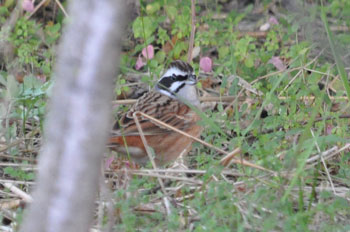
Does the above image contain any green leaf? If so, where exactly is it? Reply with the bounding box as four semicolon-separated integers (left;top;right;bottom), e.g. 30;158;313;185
4;167;17;177
6;75;19;99
25;172;35;181
165;6;177;21
0;6;9;16
132;16;157;39
23;75;42;89
218;46;229;60
155;50;166;63
146;2;160;15
4;0;15;8
244;55;254;68
321;1;350;101
149;59;158;68
0;73;6;86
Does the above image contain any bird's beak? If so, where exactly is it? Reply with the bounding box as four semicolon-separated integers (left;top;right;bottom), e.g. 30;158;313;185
188;74;197;85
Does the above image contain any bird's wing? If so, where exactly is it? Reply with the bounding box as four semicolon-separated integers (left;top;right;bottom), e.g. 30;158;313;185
111;91;198;136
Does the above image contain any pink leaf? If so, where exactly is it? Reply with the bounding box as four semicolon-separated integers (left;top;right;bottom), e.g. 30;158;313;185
269;16;279;25
326;124;333;135
142;45;154;60
200;57;212;72
268;56;286;71
22;0;34;12
135;55;145;70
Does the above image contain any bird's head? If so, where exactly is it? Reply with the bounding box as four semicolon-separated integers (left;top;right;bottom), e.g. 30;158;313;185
155;60;199;106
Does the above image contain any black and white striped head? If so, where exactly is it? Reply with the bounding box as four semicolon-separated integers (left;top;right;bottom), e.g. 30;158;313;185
155;60;199;104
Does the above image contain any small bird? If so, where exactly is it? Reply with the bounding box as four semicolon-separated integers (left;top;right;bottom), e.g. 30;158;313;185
108;60;202;166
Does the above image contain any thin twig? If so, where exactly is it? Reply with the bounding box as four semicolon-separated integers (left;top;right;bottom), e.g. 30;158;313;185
303;67;337;78
220;147;241;166
130;172;203;184
112;95;348;106
112;96;237;105
251;67;300;85
0;139;24;152
307;143;350;167
3;183;33;203
306;146;338;164
27;0;48;19
310;129;336;194
187;0;196;63
136;112;227;155
54;0;69;17
278;69;303;97
109;168;244;176
250;51;323;85
0;179;35;185
277;96;349;101
132;112;171;214
0;153;36;162
135;111;273;173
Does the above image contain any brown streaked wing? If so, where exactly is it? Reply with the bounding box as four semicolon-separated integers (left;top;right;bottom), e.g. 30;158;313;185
111;91;197;136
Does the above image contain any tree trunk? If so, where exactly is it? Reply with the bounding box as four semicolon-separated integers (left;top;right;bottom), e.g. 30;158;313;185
20;0;125;231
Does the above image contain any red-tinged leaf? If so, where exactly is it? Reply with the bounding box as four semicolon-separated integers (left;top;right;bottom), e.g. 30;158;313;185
22;0;34;12
135;55;145;70
268;56;286;71
142;45;154;60
200;56;212;72
326;124;333;135
269;16;279;25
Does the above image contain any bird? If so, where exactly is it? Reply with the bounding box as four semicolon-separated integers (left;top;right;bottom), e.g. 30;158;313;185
108;60;202;166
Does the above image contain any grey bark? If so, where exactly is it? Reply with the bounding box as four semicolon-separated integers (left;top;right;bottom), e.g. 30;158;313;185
20;0;125;231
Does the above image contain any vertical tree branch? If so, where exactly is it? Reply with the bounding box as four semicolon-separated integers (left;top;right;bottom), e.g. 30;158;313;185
20;0;125;231
187;0;196;63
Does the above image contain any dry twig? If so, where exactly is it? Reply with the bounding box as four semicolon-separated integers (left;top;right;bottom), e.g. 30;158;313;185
187;0;196;63
3;183;33;203
134;111;273;173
